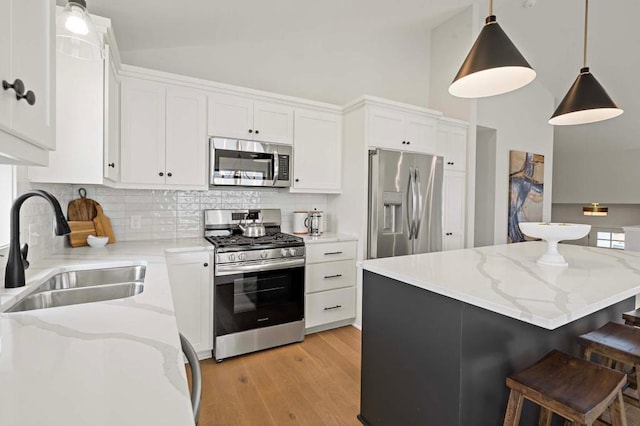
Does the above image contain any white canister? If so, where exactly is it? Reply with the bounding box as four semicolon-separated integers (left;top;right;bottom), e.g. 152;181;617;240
293;211;308;235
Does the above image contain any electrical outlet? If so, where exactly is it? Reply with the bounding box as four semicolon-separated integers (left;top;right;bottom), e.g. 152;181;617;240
130;215;142;230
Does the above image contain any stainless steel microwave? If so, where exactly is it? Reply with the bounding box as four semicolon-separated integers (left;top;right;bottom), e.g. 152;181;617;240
209;137;292;188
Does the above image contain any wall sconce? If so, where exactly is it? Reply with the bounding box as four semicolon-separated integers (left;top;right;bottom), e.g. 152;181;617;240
583;202;608;216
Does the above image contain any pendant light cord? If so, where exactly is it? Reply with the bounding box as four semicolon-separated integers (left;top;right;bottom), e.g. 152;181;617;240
583;0;589;68
489;0;493;15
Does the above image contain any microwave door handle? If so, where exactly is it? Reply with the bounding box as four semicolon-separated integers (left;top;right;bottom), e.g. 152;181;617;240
272;151;279;186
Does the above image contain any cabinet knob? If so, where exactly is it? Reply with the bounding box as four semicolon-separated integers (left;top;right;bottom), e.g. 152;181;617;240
167;172;173;177
407;141;411;145
203;263;209;267
295;178;300;182
248;129;253;133
108;163;115;168
2;79;36;105
255;130;260;134
159;172;164;177
402;141;407;144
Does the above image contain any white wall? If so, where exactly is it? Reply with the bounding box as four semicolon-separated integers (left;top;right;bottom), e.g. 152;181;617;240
553;145;640;204
428;6;474;121
477;80;555;245
121;30;432;107
474;127;496;247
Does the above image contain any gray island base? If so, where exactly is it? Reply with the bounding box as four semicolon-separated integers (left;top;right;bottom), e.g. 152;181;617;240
358;270;634;426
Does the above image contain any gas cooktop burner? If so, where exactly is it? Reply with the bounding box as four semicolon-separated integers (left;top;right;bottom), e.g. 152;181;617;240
205;232;304;250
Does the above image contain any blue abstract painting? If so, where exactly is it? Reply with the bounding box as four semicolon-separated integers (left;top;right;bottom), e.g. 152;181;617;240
508;151;544;243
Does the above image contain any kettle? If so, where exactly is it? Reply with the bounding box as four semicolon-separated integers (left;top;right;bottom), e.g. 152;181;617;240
305;211;323;237
238;213;266;238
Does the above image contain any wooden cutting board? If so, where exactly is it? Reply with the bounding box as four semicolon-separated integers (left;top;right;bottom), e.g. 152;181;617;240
67;221;96;247
93;204;116;244
67;188;98;221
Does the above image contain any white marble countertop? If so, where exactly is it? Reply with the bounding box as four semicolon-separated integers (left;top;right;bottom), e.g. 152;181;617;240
0;239;213;426
299;233;358;244
361;241;640;330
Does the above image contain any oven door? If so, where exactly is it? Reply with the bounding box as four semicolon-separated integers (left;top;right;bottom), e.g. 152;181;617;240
210;137;291;187
215;264;304;336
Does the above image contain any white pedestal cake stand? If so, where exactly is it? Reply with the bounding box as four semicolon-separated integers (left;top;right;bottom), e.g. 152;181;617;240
518;222;592;267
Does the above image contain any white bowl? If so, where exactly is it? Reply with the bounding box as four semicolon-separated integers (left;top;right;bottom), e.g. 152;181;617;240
87;235;109;248
518;222;591;267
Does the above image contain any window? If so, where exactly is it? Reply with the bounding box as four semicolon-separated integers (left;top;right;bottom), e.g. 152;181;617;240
0;165;16;248
596;231;625;250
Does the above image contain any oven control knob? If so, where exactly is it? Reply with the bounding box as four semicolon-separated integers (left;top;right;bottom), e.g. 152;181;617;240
228;253;236;262
280;249;289;257
260;251;268;259
289;248;297;257
238;253;246;261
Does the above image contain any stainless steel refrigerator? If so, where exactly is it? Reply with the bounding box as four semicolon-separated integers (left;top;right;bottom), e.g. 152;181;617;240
367;148;444;259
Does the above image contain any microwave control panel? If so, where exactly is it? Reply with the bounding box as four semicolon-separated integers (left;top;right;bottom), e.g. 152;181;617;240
278;155;290;180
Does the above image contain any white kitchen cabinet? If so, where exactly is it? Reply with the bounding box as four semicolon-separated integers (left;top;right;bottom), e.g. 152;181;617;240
292;108;342;193
443;171;466;251
121;77;207;188
104;45;120;182
208;93;294;145
305;240;357;333
368;107;437;154
437;120;468;172
166;251;214;358
0;0;55;165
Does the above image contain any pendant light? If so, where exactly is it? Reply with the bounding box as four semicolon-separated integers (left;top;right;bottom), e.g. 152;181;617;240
449;0;536;98
549;0;622;125
583;202;608;216
56;0;104;61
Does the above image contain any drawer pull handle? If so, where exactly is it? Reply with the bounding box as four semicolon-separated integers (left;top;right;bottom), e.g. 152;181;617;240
257;317;269;322
324;305;342;311
324;251;343;256
324;274;343;279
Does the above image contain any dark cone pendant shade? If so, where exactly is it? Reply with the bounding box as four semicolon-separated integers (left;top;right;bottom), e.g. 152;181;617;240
549;67;623;125
449;15;536;98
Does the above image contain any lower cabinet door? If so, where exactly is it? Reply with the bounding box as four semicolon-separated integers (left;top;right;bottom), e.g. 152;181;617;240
166;251;213;355
306;287;356;329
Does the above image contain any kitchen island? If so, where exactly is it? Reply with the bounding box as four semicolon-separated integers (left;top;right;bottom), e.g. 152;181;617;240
358;241;640;426
0;239;212;426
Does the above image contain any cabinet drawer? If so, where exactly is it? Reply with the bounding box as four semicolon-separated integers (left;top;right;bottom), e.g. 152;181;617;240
306;241;356;264
306;287;356;329
306;260;355;293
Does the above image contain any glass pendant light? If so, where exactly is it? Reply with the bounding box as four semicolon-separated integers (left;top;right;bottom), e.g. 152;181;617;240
57;0;104;61
449;0;536;98
549;0;622;125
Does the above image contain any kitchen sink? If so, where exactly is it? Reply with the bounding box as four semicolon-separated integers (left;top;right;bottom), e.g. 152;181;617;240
5;265;146;313
7;282;144;312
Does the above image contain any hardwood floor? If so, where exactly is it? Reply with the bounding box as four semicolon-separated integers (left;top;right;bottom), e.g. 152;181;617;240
192;326;361;426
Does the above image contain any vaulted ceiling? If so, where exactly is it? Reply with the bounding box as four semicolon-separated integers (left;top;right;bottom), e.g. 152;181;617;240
61;0;639;152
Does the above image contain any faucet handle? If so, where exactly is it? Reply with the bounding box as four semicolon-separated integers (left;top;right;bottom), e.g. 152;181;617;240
21;243;29;270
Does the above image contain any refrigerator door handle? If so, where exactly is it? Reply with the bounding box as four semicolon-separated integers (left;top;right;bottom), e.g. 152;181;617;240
406;168;414;240
414;168;424;237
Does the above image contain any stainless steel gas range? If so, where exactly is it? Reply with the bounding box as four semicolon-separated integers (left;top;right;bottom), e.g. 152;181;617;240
204;209;305;361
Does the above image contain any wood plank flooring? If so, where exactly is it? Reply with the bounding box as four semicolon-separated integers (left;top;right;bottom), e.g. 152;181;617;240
186;325;640;425
193;326;361;426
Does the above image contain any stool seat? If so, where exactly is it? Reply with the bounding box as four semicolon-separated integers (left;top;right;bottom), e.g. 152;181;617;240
623;309;640;327
504;350;627;425
579;322;640;360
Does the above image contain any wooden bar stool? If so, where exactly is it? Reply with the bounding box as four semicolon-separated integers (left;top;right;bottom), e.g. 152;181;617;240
623;309;640;327
578;322;640;408
503;350;627;426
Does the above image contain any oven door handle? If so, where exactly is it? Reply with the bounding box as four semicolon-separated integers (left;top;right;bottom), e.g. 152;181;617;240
215;258;305;276
272;150;279;186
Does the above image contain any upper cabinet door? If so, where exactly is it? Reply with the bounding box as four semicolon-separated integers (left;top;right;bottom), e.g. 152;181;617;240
0;1;10;132
437;122;468;172
405;113;437;154
104;45;120;182
10;0;55;149
165;87;207;187
207;93;253;139
253;101;294;145
367;108;405;150
292;109;342;192
120;78;166;184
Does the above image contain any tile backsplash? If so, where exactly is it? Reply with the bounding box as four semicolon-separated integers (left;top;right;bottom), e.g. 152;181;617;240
15;167;327;263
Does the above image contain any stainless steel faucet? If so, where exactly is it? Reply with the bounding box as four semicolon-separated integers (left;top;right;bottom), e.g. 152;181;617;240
4;190;71;289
